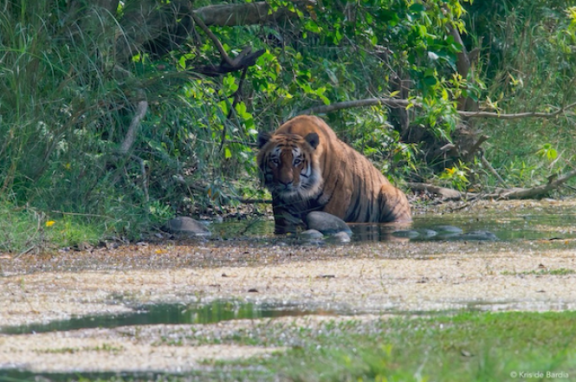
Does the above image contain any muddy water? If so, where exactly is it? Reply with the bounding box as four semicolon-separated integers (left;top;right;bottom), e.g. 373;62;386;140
1;199;576;375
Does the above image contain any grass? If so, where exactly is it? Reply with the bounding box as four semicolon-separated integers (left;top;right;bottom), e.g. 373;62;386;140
222;311;576;381
502;268;576;276
194;311;576;381
3;310;575;381
0;199;106;254
18;310;569;381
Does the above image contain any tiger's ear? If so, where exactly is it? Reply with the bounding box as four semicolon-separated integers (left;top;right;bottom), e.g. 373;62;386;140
257;132;272;149
304;133;320;150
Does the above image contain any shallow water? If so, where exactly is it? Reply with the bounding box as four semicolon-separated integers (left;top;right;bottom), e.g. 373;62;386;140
211;210;576;242
0;301;334;335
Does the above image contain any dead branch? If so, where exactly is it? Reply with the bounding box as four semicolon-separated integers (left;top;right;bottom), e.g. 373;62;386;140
458;101;576;119
298;98;576;120
480;155;508;188
191;12;236;68
407;182;463;200
298;98;413;116
191;10;266;76
131;155;150;202
119;97;148;155
494;169;576;199
238;198;272;204
194;46;265;77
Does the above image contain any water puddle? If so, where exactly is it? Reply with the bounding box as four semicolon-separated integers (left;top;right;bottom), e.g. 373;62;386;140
0;301;335;335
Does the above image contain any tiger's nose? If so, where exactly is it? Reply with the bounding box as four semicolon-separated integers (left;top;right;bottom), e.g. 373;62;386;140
278;170;293;186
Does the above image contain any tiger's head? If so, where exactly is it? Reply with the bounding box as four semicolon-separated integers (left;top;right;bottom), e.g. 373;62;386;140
257;131;322;200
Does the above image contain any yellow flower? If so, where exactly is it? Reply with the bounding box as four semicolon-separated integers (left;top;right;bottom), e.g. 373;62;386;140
45;220;56;227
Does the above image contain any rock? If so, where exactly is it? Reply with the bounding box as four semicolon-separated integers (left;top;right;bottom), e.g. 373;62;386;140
415;228;438;238
164;216;211;237
328;231;351;243
300;229;325;240
305;212;352;235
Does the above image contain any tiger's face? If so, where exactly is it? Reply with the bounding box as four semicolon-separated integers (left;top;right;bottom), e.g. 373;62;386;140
257;132;321;199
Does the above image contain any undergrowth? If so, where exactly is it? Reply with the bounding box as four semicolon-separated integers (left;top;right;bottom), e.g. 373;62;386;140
466;1;576;190
1;0;575;252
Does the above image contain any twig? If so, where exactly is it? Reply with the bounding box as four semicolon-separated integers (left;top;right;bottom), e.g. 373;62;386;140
458;102;576;119
191;12;235;67
15;245;35;260
50;210;111;218
496;169;576;199
298;98;413;116
119;97;148;155
481;154;508;188
238;198;272;204
297;97;576;120
131;155;149;202
407;182;463;200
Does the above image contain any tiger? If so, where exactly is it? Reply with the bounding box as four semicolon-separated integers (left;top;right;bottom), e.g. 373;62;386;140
257;115;411;234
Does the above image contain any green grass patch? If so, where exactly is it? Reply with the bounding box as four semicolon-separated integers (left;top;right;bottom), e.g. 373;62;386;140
195;311;576;381
0;200;107;253
502;268;576;276
2;311;575;381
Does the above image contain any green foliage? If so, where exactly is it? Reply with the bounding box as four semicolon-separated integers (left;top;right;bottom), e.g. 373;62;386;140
439;162;471;191
0;198;104;253
2;0;575;249
465;0;576;188
0;0;475;251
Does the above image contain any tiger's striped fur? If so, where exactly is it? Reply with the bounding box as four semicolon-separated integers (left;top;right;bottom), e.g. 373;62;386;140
257;115;411;234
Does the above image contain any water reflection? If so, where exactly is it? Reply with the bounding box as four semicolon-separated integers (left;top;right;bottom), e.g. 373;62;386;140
0;301;334;335
211;211;576;243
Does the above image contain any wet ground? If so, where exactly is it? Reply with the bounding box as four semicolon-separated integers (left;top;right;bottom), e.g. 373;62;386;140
1;199;576;375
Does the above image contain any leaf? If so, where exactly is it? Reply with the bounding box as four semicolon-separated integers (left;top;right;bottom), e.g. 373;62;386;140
409;3;426;13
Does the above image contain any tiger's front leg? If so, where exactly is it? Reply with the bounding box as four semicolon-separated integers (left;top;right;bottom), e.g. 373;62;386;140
272;203;306;234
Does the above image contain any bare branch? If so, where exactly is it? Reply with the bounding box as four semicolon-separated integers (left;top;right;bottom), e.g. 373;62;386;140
238;198;272;204
496;169;576;199
119;98;148;155
481;155;508;188
458;103;576;119
191;12;236;68
131;155;150;202
298;98;413;116
298;98;576;120
407;182;463;200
